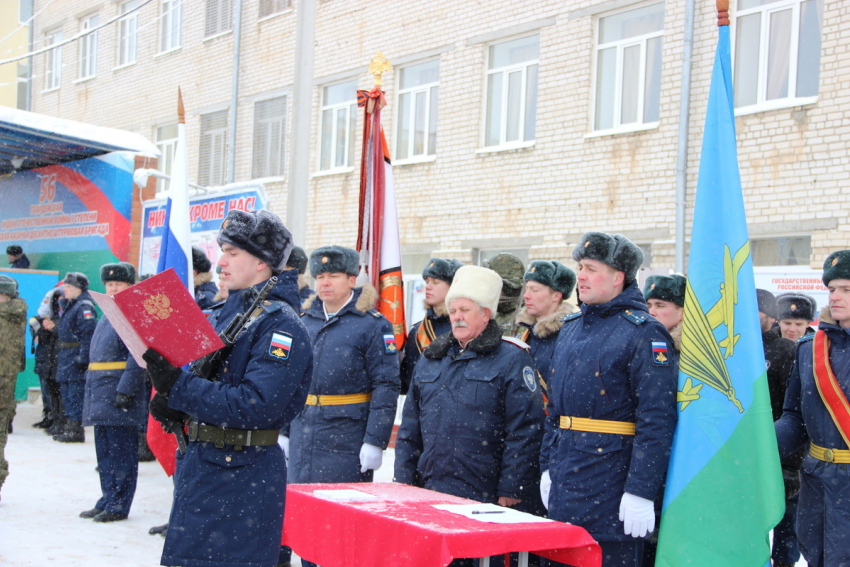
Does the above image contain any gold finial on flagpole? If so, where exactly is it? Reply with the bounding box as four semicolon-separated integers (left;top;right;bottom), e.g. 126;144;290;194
717;0;730;26
177;87;186;125
369;52;392;88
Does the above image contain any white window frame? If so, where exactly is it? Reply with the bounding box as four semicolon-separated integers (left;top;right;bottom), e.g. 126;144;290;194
481;35;539;151
317;81;358;174
155;123;178;193
252;95;287;179
44;30;62;91
591;4;664;135
78;14;99;81
732;0;822;116
205;0;233;38
258;0;290;20
160;0;183;53
117;0;139;68
199;111;229;187
394;59;439;165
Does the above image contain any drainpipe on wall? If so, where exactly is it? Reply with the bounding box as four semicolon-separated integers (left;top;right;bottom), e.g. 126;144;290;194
675;0;696;274
287;0;317;246
227;0;244;184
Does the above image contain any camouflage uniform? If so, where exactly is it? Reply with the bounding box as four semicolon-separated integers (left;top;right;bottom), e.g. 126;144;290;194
484;253;525;335
0;296;28;492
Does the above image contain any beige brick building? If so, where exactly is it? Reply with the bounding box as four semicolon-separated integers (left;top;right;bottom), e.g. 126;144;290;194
20;0;846;275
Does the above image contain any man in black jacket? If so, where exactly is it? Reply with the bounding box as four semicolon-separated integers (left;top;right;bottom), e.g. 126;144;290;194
756;289;800;567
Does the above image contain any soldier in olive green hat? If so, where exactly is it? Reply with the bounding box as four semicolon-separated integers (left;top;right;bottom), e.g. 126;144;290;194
484;253;525;335
0;275;27;499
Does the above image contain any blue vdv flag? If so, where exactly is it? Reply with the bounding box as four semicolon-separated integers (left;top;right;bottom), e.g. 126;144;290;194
655;23;785;567
155;118;193;296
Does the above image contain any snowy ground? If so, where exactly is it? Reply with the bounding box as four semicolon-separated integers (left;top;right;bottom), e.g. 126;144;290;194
1;400;805;567
0;400;397;567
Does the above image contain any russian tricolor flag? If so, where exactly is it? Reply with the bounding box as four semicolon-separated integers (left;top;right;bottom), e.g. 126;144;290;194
156;88;193;297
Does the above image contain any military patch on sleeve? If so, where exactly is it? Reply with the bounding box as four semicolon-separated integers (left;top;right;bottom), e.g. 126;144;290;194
268;331;293;361
82;309;95;320
523;366;537;392
383;334;398;354
651;341;669;365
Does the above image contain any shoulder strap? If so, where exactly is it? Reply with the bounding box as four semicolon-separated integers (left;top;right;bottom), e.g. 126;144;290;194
514;325;532;344
501;336;530;350
812;330;850;449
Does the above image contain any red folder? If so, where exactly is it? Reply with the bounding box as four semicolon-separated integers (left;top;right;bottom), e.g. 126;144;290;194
90;268;224;369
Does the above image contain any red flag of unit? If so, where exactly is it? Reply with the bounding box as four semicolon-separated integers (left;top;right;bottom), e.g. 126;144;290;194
356;87;406;349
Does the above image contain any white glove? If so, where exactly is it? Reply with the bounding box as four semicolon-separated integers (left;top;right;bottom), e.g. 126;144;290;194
359;443;383;473
619;492;655;538
279;435;290;463
540;470;552;510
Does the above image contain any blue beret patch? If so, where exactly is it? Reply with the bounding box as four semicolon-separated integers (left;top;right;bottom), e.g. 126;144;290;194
383;334;398;354
651;341;669;365
523;366;537;392
268;331;293;361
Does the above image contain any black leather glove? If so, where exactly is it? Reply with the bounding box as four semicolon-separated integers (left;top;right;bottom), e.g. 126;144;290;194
143;348;182;394
782;467;801;500
149;392;186;426
77;361;89;371
114;392;133;409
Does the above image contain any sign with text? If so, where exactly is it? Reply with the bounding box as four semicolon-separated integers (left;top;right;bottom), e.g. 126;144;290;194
139;186;267;277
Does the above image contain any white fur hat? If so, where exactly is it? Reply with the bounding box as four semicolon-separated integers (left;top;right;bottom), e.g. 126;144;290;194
444;265;502;316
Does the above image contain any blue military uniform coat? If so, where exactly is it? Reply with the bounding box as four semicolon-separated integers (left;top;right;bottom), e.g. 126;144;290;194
776;308;850;566
162;271;313;567
288;285;400;483
542;283;678;543
82;316;147;427
194;276;219;310
513;302;576;380
399;306;452;394
395;320;545;504
56;291;97;383
11;254;29;269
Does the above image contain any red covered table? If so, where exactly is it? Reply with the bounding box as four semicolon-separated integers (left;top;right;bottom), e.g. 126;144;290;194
282;483;600;567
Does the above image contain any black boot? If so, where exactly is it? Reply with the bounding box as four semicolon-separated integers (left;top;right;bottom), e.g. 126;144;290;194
56;420;85;443
33;409;52;429
138;431;156;462
93;510;128;523
48;413;66;437
79;507;103;519
149;523;168;536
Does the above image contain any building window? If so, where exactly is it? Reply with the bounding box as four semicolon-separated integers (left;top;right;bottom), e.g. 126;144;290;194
205;0;233;37
155;124;178;193
16;63;29;110
395;60;439;162
259;0;289;18
199;111;228;187
594;4;664;132
44;30;62;90
319;80;357;171
78;14;99;80
752;236;812;266
160;0;182;52
485;35;539;148
734;0;823;110
118;0;139;67
252;96;287;178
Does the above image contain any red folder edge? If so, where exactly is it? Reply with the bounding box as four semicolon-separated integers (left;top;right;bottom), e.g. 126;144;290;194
90;268;224;369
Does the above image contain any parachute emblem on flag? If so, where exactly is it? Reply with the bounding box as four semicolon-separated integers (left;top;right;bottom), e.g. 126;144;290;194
678;242;749;413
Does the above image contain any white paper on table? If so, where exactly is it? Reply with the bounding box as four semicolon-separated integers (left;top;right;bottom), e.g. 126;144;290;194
432;503;554;524
312;489;380;503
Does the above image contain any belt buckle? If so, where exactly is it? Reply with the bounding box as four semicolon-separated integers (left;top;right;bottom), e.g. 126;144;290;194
188;421;199;442
824;448;835;463
311;395;322;406
562;416;572;430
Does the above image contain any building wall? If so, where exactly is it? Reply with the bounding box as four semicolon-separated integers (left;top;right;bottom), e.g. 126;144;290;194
25;0;849;274
0;0;31;109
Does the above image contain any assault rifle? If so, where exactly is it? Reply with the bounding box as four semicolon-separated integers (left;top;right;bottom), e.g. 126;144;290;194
190;275;278;381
